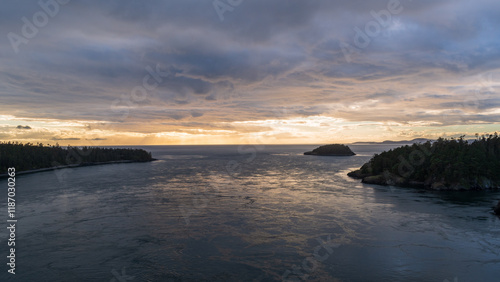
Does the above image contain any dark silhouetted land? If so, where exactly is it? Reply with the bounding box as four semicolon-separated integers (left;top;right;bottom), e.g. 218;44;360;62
348;134;500;190
0;142;155;177
304;144;356;156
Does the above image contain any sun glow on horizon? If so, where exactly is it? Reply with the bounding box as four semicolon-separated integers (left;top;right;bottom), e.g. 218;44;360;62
1;114;498;146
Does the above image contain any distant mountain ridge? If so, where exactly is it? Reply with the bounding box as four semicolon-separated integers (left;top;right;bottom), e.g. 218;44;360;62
351;138;479;145
351;138;431;145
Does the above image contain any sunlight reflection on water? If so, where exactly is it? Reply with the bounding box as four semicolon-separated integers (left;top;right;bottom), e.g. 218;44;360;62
1;145;499;281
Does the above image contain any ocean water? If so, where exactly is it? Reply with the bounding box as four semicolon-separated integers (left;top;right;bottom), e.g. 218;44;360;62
1;145;499;281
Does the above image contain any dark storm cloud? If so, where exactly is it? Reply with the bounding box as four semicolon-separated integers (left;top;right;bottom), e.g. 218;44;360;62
0;0;499;132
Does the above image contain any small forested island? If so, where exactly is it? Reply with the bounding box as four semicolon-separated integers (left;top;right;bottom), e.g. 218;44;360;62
0;142;155;177
348;134;500;190
304;144;356;156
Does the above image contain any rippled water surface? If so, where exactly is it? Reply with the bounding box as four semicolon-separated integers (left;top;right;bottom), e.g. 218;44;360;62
1;145;499;281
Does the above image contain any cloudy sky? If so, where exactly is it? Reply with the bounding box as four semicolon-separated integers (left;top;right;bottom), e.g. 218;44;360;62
1;0;499;145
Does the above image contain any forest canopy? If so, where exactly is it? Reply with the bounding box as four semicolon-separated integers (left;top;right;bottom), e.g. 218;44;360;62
348;134;500;190
0;142;154;173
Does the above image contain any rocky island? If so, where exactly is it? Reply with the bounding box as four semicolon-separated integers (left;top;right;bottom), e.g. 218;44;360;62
304;144;356;156
348;134;500;190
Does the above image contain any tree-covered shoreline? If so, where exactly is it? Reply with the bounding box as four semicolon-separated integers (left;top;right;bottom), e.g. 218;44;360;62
0;142;155;174
348;134;500;190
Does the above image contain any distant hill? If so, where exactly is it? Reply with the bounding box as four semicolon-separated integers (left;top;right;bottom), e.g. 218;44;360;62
348;134;500;190
351;138;431;145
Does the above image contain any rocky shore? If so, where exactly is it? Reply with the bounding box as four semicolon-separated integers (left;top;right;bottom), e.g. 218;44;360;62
347;169;500;190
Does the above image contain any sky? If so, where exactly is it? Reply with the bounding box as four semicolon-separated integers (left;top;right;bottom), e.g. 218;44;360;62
0;0;499;145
